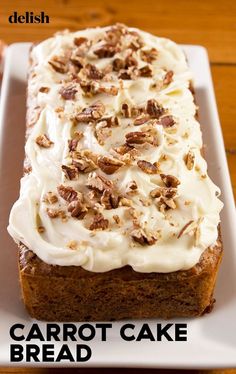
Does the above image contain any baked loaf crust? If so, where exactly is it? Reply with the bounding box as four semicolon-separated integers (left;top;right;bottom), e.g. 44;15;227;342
19;234;222;321
8;24;224;321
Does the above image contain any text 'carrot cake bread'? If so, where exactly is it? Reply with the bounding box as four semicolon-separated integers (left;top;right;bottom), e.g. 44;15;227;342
8;24;223;321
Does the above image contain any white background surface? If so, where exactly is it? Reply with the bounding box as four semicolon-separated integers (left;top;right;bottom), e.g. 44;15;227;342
0;43;236;368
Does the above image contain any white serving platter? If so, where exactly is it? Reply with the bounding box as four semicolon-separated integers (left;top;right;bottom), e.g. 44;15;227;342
0;43;236;368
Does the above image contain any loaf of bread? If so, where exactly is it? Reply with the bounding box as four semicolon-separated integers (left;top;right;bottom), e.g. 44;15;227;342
8;24;223;321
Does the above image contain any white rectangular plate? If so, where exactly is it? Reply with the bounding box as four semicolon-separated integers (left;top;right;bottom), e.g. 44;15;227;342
0;43;236;368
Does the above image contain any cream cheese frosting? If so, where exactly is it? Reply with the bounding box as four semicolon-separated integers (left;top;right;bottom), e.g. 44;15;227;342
8;24;223;272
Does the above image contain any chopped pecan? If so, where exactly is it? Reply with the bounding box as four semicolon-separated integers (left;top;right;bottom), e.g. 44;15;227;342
76;101;105;122
46;208;61;218
98;85;119;96
137;160;159;174
97;155;124;175
95;127;112;145
128;31;144;51
113;143;134;155
121;103;132;118
125;131;153;145
70;50;84;68
139;65;153;77
105;23;127;44
177;220;194;239
119;197;133;207
74;36;88;47
134;114;150;126
59;84;77;100
126;180;138;194
118;67;139;80
68;132;83;152
113;58;125;71
131;228;157;245
97;116;119;128
140;48;158;63
150;187;177;199
85;63;104;80
158;115;175;127
57;185;78;202
43;192;58;204
160;174;180;188
68;199;88;219
163;70;174;85
146;99;164;118
72;151;97;173
94;44;118;58
48;56;68;74
89;213;109;230
35;134;53;148
184;150;195;170
39;86;50;93
86;172;113;192
61;165;78;180
101;189;119;209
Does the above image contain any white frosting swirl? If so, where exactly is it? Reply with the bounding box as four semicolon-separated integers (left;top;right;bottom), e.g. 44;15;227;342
8;26;223;272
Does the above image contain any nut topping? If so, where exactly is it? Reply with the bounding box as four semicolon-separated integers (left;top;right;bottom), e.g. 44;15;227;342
94;44;118;58
59;84;77;100
86;172;113;192
101;189;119;209
139;65;153;77
146;99;164;118
72;151;97;173
137;160;159;174
184;150;195;170
57;185;78;202
160;174;180;188
68;199;88;219
131;228;157;245
74;37;88;47
43;192;58;204
97;155;125;175
163;70;174;85
140;48;158;63
85;63;105;80
89;213;109;230
48;56;68;74
76;101;105;122
36;134;53;148
125;131;153;145
159;115;175;127
61;165;78;180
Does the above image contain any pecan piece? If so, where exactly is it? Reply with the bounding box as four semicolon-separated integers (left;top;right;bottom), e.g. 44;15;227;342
158;115;175;127
85;63;104;80
97;155;124;175
134;114;150;126
57;185;78;202
46;208;61;218
39;86;50;93
72;151;97;173
48;56;68;74
89;213;109;230
126;131;153;145
86;172;113;192
126;180;138;194
121;103;132;118
74;37;88;47
113;58;125;72
146;99;164;119
140;48;158;63
139;65;153;77
184;150;195;170
43;192;58;204
101;189;119;209
94;44;118;58
131;228;157;245
61;165;78;180
118;67;139;80
35;134;53;148
59;84;77;100
76;101;105;122
137;160;159;174
160;174;180;188
163;70;174;85
68;199;88;219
